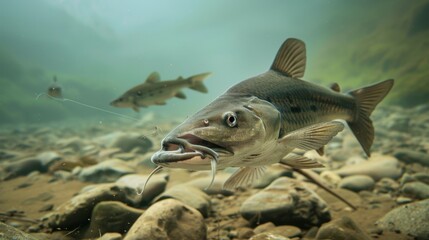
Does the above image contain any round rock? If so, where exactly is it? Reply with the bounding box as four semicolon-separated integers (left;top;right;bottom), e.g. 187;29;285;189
78;159;135;183
84;201;143;238
333;154;402;181
315;216;371;240
376;199;429;239
339;175;375;192
240;177;330;227
124;199;207;240
153;184;211;217
402;182;429;199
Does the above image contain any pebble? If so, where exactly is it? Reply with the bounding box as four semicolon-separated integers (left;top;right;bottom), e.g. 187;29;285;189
111;132;153;153
153;184;211;217
237;227;255;239
36;151;62;167
98;232;123;240
250;232;290;240
0;222;39;240
84;201;143;238
42;183;130;229
375;177;399;193
401;182;429;199
78;159;135;183
333;154;402;181
394;149;429;166
124;199;206;240
254;222;276;234
320;171;342;186
376;199;429;239
265;225;301;238
4;158;45;180
315;216;371;240
339;175;375;192
413;172;429;185
395;196;412;204
240;177;331;227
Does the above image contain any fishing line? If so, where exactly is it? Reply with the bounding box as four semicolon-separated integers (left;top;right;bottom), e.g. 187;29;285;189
36;92;139;121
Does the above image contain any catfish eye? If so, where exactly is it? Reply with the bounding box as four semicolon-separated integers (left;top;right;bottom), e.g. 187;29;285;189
137;91;142;96
223;111;237;128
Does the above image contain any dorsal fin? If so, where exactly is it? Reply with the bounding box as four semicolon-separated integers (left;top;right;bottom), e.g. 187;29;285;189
145;72;160;83
330;83;341;92
270;38;306;78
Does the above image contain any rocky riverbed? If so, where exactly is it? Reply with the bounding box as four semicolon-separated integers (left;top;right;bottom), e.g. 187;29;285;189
1;105;429;240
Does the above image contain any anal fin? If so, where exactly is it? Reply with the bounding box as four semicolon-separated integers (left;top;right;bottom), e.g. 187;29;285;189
223;166;266;190
280;153;324;169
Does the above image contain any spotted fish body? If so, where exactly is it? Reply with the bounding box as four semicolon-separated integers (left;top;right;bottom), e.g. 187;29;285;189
228;71;356;136
148;38;394;190
110;72;210;112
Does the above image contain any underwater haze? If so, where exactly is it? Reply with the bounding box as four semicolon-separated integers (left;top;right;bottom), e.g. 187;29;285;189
2;1;429;240
1;0;428;125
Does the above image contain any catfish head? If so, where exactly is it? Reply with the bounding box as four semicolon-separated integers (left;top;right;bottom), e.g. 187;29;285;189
151;94;281;172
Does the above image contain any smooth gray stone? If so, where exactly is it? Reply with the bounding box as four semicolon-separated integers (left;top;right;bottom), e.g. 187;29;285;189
98;232;123;240
42;183;131;230
375;177;400;193
339;175;375;192
250;232;290;240
402;182;429;199
111;132;152;153
333;155;402;181
394;149;429;166
85;201;143;238
153;184;211;217
4;158;45;180
0;222;39;240
240;177;330;227
315;216;371;240
376;199;429;239
36;151;62;167
124;199;207;240
78;159;135;183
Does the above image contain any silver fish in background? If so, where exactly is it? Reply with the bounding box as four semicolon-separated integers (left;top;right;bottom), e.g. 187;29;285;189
110;72;211;112
149;38;394;190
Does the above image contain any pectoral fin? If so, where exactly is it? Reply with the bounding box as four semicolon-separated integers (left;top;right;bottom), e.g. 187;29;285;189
280;153;325;168
223;166;266;190
279;121;344;151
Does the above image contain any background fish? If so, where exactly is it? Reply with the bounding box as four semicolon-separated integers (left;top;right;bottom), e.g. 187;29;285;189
47;75;62;99
150;38;394;190
110;72;211;112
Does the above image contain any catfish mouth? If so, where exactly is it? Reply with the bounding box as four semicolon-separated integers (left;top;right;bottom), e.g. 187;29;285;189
151;134;233;164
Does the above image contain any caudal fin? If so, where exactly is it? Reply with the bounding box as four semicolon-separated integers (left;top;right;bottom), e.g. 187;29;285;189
347;79;394;156
188;72;211;93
